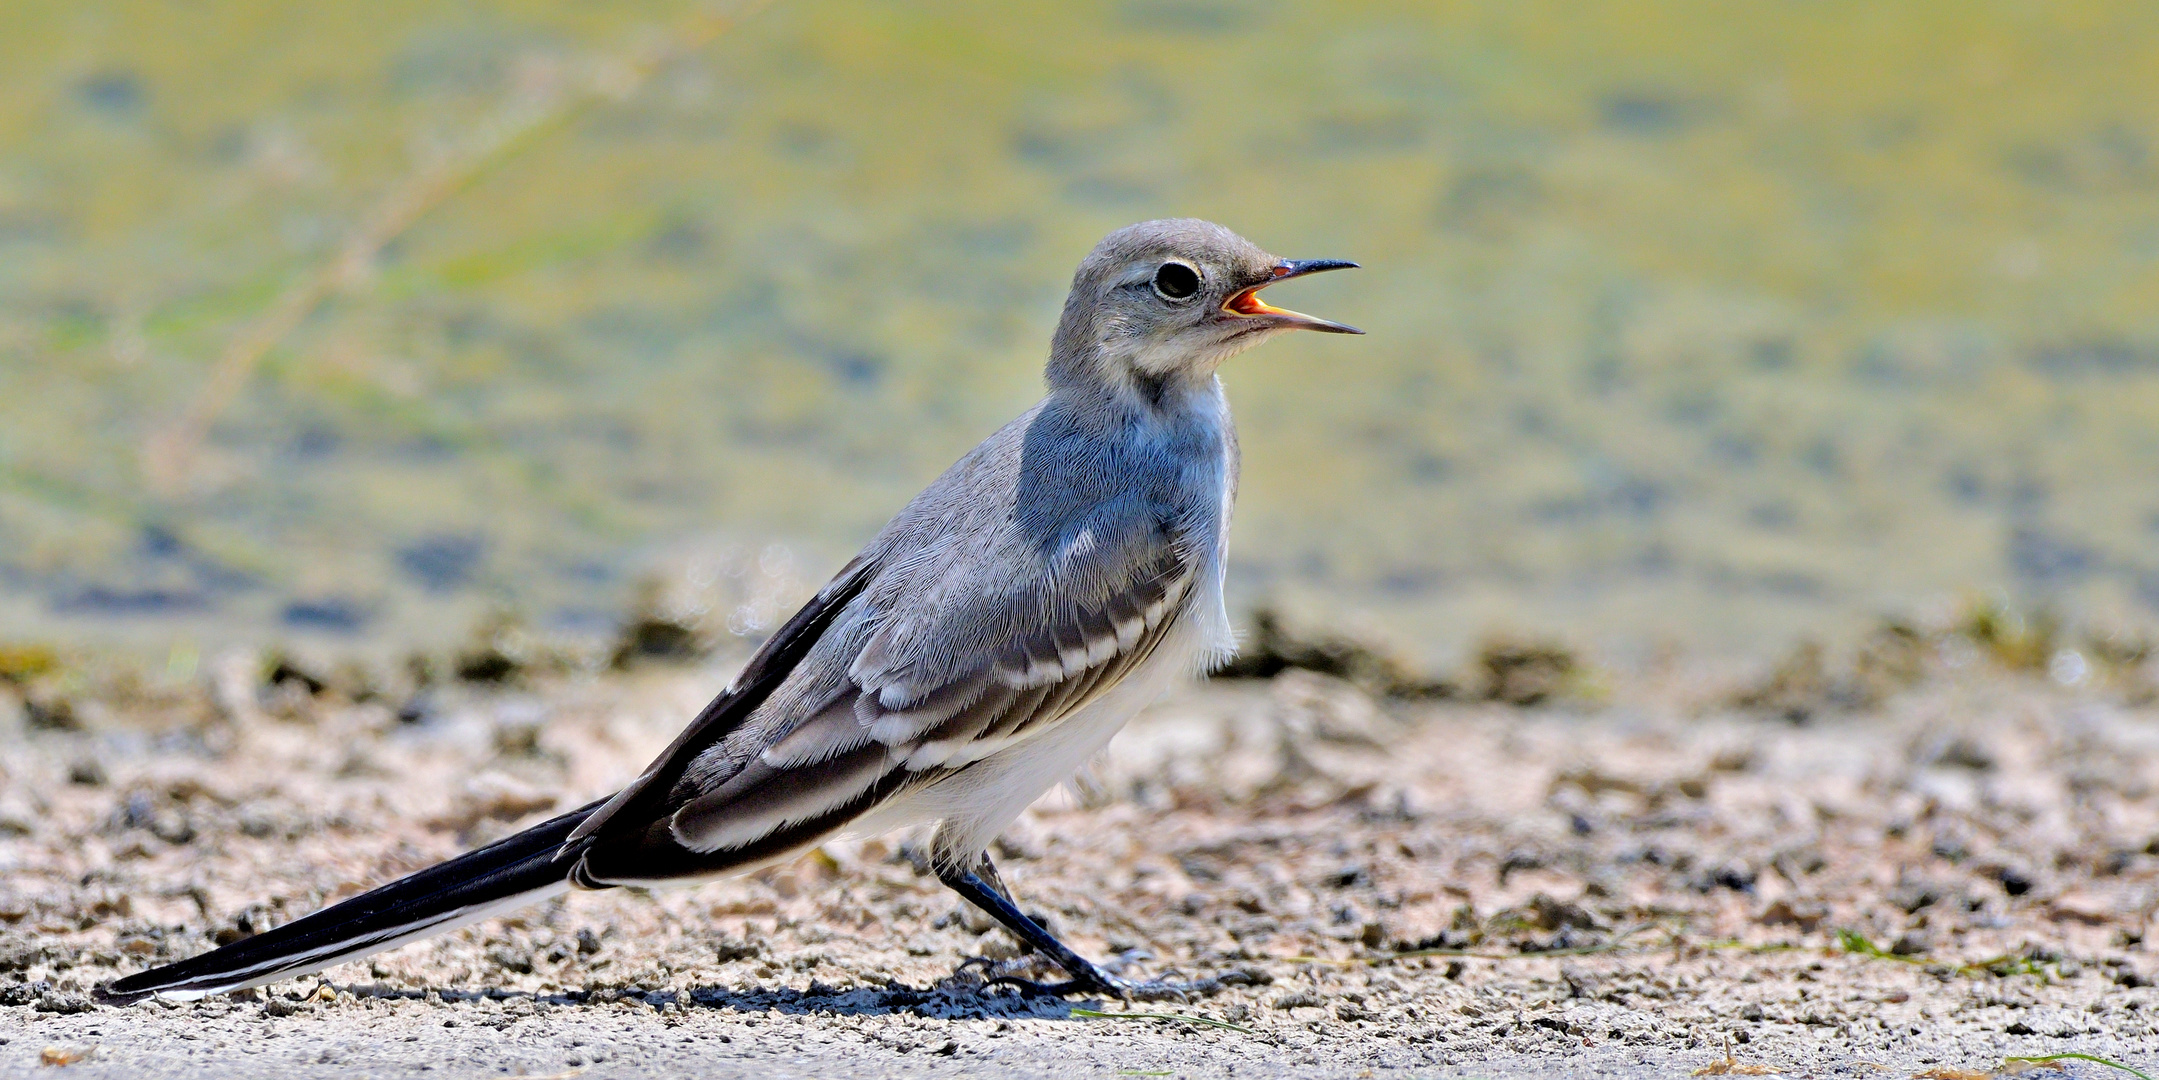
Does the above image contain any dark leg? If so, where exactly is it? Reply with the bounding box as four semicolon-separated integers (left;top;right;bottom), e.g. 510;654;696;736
936;854;1119;994
968;854;1018;908
935;852;1223;1000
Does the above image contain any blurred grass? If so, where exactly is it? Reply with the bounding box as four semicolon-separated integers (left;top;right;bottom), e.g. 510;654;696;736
2;1;2157;661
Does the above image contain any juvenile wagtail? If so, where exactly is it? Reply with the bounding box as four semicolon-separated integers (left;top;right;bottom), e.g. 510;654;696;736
106;219;1361;1002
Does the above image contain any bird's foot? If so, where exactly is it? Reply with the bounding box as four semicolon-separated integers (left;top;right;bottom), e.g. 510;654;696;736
983;954;1246;1001
932;858;1259;1001
989;972;1229;1001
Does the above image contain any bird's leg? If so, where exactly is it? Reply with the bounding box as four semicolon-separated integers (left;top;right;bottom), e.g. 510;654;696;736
969;853;1018;907
935;851;1222;1000
936;852;1118;994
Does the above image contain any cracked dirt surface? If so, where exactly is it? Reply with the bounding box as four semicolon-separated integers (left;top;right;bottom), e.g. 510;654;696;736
3;650;2157;1078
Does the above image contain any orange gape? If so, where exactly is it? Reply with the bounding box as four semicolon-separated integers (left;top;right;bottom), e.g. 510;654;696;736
1226;283;1289;318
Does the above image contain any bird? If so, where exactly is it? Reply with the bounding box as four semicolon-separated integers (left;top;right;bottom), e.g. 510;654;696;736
103;218;1361;1004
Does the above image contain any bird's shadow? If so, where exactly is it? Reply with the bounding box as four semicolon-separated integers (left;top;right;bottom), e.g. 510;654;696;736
327;976;1093;1022
680;980;1089;1021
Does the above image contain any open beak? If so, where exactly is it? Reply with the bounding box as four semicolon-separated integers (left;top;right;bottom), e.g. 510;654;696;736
1222;259;1363;335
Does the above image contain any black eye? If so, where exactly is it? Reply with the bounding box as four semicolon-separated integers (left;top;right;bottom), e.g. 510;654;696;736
1152;262;1200;300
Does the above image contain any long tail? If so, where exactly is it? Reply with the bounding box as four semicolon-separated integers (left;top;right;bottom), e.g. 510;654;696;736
102;799;607;1003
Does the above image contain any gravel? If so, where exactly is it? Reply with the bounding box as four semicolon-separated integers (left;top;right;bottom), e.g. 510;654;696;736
3;654;2156;1078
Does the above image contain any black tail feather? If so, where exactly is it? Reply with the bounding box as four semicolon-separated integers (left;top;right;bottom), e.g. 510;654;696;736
102;799;607;1003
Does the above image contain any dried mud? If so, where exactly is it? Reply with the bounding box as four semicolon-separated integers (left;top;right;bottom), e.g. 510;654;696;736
2;652;2157;1078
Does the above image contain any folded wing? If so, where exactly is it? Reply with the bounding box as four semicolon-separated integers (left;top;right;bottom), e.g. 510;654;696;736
664;515;1195;855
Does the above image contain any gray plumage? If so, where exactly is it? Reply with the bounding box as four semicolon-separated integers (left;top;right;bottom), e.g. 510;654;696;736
106;218;1359;1003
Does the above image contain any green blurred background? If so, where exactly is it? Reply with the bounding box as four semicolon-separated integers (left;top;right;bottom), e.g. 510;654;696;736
4;0;2157;668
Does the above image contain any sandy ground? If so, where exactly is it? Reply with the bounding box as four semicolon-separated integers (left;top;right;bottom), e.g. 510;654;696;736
3;645;2158;1079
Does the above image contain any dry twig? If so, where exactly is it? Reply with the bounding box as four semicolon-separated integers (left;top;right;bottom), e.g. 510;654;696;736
141;3;766;497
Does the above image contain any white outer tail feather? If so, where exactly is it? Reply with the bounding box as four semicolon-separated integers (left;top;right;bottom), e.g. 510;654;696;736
141;882;571;1001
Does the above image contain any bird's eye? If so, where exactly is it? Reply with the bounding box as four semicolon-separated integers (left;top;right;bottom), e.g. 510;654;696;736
1152;262;1200;301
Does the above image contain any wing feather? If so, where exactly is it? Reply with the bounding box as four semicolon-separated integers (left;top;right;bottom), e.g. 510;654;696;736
673;742;898;853
563;555;878;849
665;550;1195;853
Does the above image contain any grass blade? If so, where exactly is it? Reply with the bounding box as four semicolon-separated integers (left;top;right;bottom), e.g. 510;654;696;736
2004;1053;2155;1080
1073;1008;1256;1035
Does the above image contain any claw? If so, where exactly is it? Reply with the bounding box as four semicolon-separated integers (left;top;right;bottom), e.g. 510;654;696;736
984;970;1223;1001
1118;976;1222;1002
985;974;1090;997
934;853;1226;1004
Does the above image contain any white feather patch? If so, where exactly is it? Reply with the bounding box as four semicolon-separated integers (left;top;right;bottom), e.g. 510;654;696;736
674;751;893;853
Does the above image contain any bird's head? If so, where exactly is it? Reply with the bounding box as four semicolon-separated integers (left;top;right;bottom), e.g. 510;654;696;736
1049;218;1360;398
